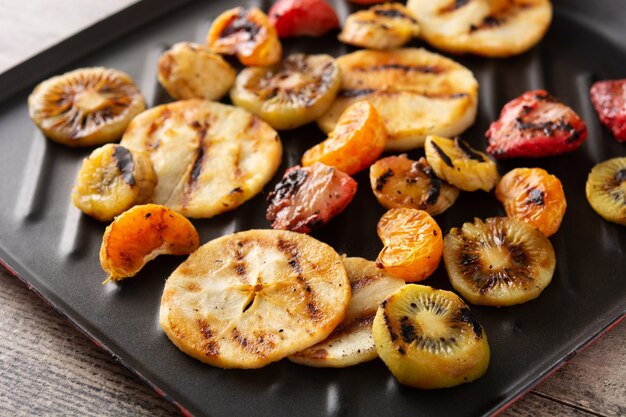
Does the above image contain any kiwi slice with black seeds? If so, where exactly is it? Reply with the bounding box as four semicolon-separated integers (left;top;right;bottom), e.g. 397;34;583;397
585;157;626;226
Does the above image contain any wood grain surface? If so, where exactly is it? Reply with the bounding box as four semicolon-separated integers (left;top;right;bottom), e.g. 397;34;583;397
0;1;625;416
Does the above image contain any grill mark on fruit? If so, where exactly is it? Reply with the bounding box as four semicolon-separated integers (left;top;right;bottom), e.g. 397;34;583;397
431;142;454;167
231;328;274;358
198;319;219;356
615;169;626;184
112;146;136;186
351;275;377;291
331;314;374;337
381;308;399;342
507;243;529;267
454;308;483;339
189;124;209;185
373;8;418;23
515;118;579;141
220;8;260;41
354;64;444;74
400;316;417;343
440;0;470;13
278;239;322;321
339;88;376;98
470;15;503;33
338;89;468;100
454;137;485;162
267;167;308;202
527;188;545;205
375;169;394;191
415;159;441;206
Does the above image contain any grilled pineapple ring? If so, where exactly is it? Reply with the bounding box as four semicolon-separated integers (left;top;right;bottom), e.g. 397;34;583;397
230;53;341;130
317;48;478;151
120;99;282;218
159;229;351;369
407;0;553;57
29;67;145;147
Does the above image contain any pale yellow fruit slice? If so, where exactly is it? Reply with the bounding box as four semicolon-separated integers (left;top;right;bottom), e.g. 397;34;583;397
120;99;282;218
289;257;404;367
159;229;351;369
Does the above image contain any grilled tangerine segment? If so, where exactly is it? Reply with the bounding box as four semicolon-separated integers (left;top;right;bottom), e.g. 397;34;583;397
207;7;282;67
100;204;200;282
496;167;566;236
376;208;443;282
302;101;386;175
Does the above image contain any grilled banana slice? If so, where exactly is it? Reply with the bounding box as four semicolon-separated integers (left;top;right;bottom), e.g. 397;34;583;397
338;3;420;50
443;217;556;306
120;99;282;218
29;67;145;147
407;0;552;57
71;144;157;222
370;155;460;215
585;157;626;226
157;42;235;101
230;53;340;130
289;257;404;367
159;229;351;369
317;48;478;151
424;135;499;192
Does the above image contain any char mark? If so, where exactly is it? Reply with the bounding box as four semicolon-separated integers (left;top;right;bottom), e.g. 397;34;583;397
400;316;417;343
339;88;376;98
470;15;503;32
440;0;470;13
415;160;442;206
454;137;485;162
454;308;483;339
356;64;443;74
431;142;454;168
268;167;309;202
375;169;394;191
526;188;545;206
220;8;260;40
615;169;626;184
373;8;418;24
113;146;135;186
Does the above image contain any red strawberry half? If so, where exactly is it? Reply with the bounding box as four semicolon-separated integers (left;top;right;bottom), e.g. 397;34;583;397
590;79;626;143
486;90;588;159
268;0;339;38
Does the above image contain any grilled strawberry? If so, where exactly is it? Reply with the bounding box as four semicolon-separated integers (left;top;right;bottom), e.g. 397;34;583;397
590;79;626;142
266;163;357;233
486;90;588;159
268;0;339;38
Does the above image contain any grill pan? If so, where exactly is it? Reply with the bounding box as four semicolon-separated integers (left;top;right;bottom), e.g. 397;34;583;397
0;0;625;415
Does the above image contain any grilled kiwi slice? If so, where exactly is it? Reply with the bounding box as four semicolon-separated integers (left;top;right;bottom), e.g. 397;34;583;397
443;217;556;306
407;0;552;57
585;157;626;225
425;135;500;192
71;144;157;222
338;3;420;50
317;48;478;151
120;99;282;219
289;257;405;367
373;284;489;389
370;155;460;215
159;229;350;369
157;42;236;101
230;53;340;130
28;67;145;147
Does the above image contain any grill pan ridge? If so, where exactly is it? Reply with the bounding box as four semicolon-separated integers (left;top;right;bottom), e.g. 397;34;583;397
0;1;625;416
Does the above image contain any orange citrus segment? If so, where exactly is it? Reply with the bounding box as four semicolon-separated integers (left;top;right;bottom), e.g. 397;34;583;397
302;101;386;175
376;208;443;281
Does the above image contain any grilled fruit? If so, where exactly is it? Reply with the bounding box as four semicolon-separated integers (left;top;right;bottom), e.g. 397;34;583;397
370;155;460;215
269;0;339;38
157;42;235;101
230;53;340;130
317;48;478;151
486;90;588;159
590;79;626;142
100;204;199;282
302;101;386;175
289;257;405;367
266;163;358;233
373;284;490;389
28;67;145;147
71;144;157;222
207;7;282;67
585;157;626;226
406;0;552;57
120;99;282;219
496;167;566;236
424;135;499;192
443;217;556;306
376;208;443;282
338;3;420;50
159;229;351;369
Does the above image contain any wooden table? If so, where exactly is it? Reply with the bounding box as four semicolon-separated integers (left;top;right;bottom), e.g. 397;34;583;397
0;2;624;416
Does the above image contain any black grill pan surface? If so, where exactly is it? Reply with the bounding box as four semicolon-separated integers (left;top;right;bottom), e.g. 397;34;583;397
1;1;625;416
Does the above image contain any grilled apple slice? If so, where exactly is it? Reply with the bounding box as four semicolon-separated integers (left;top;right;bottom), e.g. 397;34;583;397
157;42;235;101
71;144;157;222
339;3;420;50
317;48;478;151
28;67;145;147
159;229;351;369
289;257;404;367
230;53;340;130
407;0;553;57
120;99;282;219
